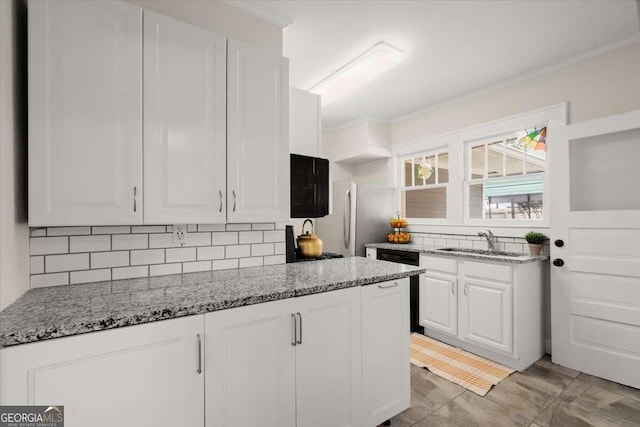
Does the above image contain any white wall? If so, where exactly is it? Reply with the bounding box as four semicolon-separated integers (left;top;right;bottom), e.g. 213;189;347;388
392;40;640;145
127;0;282;54
0;0;29;310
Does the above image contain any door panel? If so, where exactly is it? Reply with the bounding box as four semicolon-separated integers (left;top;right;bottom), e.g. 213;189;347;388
295;288;361;427
550;109;640;388
227;40;289;223
419;274;457;336
0;316;204;427
461;279;513;354
29;0;142;225
144;12;226;224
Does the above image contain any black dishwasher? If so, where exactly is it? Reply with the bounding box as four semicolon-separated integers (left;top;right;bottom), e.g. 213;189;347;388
376;248;424;333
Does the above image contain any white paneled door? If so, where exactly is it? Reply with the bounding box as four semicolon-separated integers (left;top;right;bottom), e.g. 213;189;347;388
28;1;142;225
550;109;640;388
227;40;290;223
144;11;227;224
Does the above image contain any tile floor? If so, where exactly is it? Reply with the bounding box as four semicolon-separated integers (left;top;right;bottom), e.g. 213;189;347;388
384;355;640;427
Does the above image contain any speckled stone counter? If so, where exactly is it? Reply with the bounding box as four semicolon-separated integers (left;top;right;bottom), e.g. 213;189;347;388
366;242;549;264
0;257;424;348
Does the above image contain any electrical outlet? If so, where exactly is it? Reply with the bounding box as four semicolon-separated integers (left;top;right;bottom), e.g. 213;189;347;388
173;224;187;244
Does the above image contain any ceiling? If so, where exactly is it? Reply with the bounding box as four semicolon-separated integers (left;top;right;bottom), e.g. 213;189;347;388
235;0;640;129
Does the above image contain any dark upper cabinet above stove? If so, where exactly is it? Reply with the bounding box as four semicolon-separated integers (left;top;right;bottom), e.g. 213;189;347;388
290;154;329;218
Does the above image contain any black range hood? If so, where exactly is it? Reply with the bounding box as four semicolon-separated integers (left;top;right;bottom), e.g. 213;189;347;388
290;154;329;218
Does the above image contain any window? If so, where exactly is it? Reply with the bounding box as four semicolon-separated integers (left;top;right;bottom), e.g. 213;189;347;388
467;127;546;221
400;150;449;219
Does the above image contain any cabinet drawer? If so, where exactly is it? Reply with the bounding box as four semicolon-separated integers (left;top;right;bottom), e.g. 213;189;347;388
420;256;457;274
463;261;512;282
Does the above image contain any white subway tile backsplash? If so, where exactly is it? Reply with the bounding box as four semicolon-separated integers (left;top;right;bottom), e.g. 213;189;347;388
112;266;149;280
47;226;91;236
251;223;275;231
150;263;182;277
70;235;111;253
112;234;148;250
149;233;181;249
131;226;166;234
263;230;285;243
183;261;212;273
91;251;129;269
30;228;46;237
184;232;212;247
226;223;252;231
29;223;286;288
166;247;196;263
71;269;111;285
46;254;89;273
239;231;262;244
264;255;286;265
213;258;238;271
225;245;250;258
31;272;69;288
198;224;225;232
130;249;164;266
240;257;263;268
30;237;68;255
212;232;238;246
505;242;525;253
92;226;131;235
251;243;274;257
197;246;225;261
30;256;44;274
274;242;286;255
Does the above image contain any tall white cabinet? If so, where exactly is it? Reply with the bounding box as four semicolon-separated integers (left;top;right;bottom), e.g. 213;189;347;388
143;11;227;224
28;0;143;226
227;40;290;223
28;1;290;226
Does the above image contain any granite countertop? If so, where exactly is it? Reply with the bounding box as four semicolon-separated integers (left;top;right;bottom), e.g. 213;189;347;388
366;242;550;264
0;257;424;348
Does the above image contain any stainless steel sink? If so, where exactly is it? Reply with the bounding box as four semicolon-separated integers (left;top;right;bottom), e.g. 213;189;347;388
436;247;525;257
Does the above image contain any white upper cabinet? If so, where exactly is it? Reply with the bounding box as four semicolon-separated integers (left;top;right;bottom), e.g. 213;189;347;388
29;0;143;226
227;40;290;223
143;12;227;224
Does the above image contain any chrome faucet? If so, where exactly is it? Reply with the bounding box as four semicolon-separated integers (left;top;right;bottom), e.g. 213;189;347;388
478;229;496;253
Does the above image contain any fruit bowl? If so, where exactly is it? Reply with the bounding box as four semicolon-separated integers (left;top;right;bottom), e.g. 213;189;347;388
387;232;411;244
390;218;408;228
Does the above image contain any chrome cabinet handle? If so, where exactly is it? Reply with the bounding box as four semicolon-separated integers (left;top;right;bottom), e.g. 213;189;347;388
218;190;223;213
296;312;302;345
313;183;317;205
378;282;399;289
196;334;202;374
464;283;469;296
232;190;237;212
291;313;297;346
451;281;456;294
343;189;351;250
133;187;137;212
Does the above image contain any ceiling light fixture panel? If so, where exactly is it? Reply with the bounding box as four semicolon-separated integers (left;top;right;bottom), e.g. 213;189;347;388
309;41;404;106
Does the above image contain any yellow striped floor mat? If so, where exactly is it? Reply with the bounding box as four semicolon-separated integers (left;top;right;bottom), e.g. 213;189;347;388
410;333;514;396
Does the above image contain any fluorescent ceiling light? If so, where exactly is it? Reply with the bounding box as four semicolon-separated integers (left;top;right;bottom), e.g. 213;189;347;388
309;42;404;106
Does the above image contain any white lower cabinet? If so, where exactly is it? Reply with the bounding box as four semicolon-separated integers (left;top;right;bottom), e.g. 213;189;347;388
419;255;544;371
361;279;410;427
0;316;204;427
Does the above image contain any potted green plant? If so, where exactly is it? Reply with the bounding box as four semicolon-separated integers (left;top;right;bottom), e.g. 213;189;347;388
525;232;547;256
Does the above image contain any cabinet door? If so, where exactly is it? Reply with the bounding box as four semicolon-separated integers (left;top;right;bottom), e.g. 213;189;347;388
362;279;410;427
28;0;142;225
0;316;204;427
204;299;296;427
227;39;290;223
143;12;226;224
295;287;362;427
460;279;513;354
365;248;377;259
419;273;457;336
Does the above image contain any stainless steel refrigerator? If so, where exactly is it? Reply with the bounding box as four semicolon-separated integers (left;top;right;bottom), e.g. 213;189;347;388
315;180;395;257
